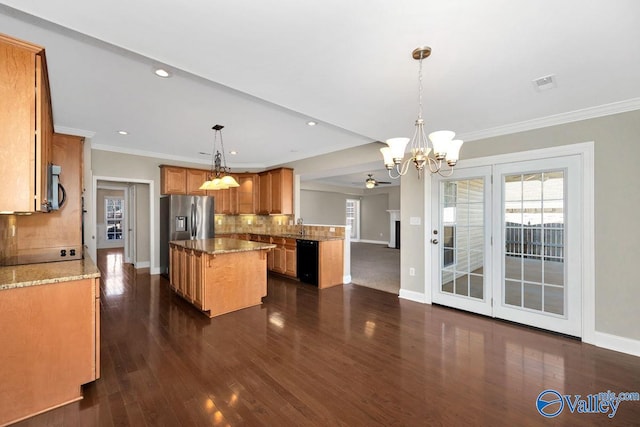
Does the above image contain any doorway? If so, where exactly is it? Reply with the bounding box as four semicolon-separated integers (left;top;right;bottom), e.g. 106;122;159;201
430;153;586;337
92;176;154;272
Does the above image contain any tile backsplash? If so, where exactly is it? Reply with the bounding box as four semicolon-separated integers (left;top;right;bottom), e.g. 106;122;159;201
214;215;345;238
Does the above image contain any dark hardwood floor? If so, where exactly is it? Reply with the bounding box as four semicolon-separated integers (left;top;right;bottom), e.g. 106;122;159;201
14;248;640;426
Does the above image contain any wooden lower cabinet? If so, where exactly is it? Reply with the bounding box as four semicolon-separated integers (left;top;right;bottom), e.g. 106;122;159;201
169;243;268;317
284;241;297;277
248;235;297;278
0;278;100;426
318;239;344;289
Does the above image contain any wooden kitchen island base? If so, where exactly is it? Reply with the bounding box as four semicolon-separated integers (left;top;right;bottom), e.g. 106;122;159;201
169;238;275;318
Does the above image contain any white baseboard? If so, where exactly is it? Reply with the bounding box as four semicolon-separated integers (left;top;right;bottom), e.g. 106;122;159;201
592;331;640;357
343;274;352;284
150;267;161;275
358;239;389;245
135;261;150;269
399;289;427;303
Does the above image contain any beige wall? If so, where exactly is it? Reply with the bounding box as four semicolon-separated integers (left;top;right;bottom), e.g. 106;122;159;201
361;193;389;242
300;186;399;242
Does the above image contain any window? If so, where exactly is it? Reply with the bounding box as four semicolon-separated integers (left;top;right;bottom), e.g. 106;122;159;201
105;197;124;240
442;181;457;267
346;199;360;240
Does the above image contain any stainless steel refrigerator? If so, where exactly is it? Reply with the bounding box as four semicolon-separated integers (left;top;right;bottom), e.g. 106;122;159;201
160;195;215;276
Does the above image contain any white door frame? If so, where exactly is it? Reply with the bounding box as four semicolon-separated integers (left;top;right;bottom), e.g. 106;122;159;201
127;184;137;266
424;142;595;342
97;185;128;256
92;176;155;274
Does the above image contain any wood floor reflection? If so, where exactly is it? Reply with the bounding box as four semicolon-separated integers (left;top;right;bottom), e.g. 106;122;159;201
14;248;640;426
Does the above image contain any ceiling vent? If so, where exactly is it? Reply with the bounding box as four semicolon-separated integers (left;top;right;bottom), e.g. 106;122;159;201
532;74;557;92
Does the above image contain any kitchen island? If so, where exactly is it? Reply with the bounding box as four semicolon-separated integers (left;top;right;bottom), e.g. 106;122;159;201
169;238;275;317
0;258;101;426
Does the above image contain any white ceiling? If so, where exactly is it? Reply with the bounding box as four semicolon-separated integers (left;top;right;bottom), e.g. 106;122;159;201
2;1;640;188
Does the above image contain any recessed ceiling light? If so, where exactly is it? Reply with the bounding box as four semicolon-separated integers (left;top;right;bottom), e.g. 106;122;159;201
154;68;171;78
229;150;237;155
118;130;128;135
306;121;317;126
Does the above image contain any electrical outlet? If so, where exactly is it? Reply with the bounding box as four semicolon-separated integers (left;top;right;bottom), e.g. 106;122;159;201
248;219;252;225
329;227;335;232
217;219;222;225
409;267;415;276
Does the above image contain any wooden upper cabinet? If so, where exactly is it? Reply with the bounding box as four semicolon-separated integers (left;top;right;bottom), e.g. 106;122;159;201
0;34;53;213
258;168;293;215
160;165;187;195
186;169;208;195
271;167;293;215
258;172;271;214
236;174;257;214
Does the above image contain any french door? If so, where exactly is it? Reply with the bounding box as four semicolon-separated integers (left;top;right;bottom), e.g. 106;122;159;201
430;166;493;316
431;156;583;337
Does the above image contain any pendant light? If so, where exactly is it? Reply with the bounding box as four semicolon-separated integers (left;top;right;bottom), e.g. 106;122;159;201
200;124;240;190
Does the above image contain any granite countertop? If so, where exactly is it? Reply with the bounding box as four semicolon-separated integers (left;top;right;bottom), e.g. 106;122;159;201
170;237;276;255
217;232;343;242
0;257;101;291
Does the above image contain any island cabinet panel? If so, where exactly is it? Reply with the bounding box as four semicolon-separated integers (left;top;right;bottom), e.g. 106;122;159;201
0;34;53;213
318;239;344;289
160;165;187;195
0;278;100;426
169;240;270;318
202;250;267;317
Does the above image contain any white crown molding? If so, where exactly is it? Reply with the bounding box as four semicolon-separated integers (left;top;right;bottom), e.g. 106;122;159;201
91;143;267;169
54;125;96;138
459;97;640;142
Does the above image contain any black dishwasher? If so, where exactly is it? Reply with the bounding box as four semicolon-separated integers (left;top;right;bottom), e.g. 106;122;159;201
296;239;319;286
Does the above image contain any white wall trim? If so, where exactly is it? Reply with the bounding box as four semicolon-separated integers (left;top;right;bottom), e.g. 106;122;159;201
399;289;428;303
592;331;640;358
358;239;388;245
93;175;156;275
135;261;151;269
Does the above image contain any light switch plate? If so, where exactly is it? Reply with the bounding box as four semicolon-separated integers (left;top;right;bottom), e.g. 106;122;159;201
409;217;421;225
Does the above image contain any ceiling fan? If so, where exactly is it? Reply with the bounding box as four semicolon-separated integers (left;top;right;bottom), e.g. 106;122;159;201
364;174;391;188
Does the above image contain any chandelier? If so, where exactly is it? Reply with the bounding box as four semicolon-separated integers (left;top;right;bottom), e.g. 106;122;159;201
380;46;463;178
199;124;240;190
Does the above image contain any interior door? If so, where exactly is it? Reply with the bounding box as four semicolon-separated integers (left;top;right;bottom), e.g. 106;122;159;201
431;166;492;316
492;156;582;336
